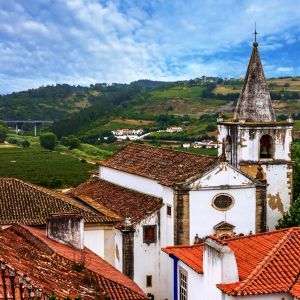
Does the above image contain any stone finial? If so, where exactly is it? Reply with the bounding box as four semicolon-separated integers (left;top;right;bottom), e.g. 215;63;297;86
256;163;264;180
122;214;134;232
217;113;224;122
287;113;293;123
194;234;201;244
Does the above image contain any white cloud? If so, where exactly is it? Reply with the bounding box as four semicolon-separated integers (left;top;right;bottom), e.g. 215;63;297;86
277;67;294;72
0;0;300;93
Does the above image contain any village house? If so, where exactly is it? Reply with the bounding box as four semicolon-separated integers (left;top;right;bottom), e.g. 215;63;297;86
163;227;300;300
0;216;146;299
193;140;219;149
0;177;120;265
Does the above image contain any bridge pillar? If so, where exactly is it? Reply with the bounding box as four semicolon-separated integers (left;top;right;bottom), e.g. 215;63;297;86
34;124;37;136
15;123;18;134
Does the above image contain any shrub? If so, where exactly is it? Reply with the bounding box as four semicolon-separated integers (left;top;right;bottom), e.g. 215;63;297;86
21;140;30;148
276;197;300;229
40;132;57;150
0;125;8;143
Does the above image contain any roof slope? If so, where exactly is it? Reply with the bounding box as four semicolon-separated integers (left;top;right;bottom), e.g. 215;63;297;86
233;42;276;122
0;178;117;225
67;178;163;226
100;143;217;186
0;224;146;299
163;228;300;297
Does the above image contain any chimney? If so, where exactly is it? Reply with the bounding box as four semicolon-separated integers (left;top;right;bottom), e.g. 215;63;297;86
46;212;84;250
203;237;238;298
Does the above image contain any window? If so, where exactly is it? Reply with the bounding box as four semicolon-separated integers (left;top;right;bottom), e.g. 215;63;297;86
143;225;157;244
167;205;172;216
212;194;234;211
179;268;188;300
260;135;272;159
146;275;152;287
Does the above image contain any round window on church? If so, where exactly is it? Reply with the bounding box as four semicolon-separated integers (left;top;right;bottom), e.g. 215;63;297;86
212;194;234;211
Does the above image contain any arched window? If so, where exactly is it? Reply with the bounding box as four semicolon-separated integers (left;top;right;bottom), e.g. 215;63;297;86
260;135;272;159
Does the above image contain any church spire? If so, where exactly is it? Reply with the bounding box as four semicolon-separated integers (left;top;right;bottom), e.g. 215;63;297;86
233;28;276;122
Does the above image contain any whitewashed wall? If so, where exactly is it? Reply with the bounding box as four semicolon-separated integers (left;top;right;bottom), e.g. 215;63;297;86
225;293;293;300
177;261;204;300
100;166;163;197
133;212;161;297
189;164;257;239
114;229;123;272
84;224;116;266
84;226;104;258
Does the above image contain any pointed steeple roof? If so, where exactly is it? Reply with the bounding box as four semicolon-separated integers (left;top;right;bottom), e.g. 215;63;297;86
234;41;276;122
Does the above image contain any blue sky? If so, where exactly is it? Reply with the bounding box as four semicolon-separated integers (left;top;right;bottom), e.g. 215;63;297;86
1;0;300;94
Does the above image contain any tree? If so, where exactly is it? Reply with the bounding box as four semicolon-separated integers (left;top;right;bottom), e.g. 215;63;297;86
67;135;81;149
39;132;57;150
276;197;300;229
0;125;8;143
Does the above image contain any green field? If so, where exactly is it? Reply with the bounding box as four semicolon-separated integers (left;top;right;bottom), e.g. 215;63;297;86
0;148;97;188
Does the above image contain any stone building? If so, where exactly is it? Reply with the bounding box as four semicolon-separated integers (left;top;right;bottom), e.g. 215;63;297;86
217;39;294;230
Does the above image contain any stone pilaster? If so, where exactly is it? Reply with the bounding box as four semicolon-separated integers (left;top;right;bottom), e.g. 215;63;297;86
255;181;267;233
174;189;190;245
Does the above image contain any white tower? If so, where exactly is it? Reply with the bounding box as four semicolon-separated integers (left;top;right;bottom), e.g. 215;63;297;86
217;37;293;230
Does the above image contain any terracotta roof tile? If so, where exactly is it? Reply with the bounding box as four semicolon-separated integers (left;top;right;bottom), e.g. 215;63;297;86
0;224;146;299
163;228;300;297
67;178;163;227
0;178;117;225
100;143;217;186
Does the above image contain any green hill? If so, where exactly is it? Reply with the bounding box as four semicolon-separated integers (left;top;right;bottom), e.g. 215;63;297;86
1;77;300;142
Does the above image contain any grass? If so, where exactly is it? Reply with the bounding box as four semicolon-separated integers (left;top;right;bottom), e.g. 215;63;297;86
0;147;97;188
178;147;218;156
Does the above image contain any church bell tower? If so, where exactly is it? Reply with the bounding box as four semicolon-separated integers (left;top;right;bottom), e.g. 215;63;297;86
217;32;294;230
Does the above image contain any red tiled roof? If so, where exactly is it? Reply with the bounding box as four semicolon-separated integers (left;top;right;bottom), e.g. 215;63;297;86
67;178;163;227
163;228;300;297
0;224;146;299
100;143;217;186
0;178;117;225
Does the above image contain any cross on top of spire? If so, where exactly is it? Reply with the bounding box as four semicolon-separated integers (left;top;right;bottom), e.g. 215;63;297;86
253;23;259;47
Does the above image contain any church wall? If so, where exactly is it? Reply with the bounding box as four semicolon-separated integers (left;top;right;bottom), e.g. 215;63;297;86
100;165;163;197
263;164;292;230
189;187;256;240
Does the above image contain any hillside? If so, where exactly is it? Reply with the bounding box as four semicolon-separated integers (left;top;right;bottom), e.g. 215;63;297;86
1;77;300;142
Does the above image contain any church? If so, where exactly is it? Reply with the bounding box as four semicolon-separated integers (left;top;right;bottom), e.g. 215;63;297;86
67;37;293;299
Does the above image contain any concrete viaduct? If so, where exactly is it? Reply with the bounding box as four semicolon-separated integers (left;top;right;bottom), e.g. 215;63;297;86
2;120;54;136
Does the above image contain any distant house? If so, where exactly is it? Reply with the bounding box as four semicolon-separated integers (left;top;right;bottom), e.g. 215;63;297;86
166;126;183;133
182;143;191;148
0;220;146;299
163;228;300;300
112;128;144;141
193;140;219;149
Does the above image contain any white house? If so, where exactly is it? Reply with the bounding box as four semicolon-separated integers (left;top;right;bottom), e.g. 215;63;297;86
163;227;300;300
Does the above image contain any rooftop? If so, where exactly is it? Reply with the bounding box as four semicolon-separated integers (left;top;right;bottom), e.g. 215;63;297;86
100;143;217;186
163;228;300;297
0;178;117;226
67;178;163;227
0;224;146;299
